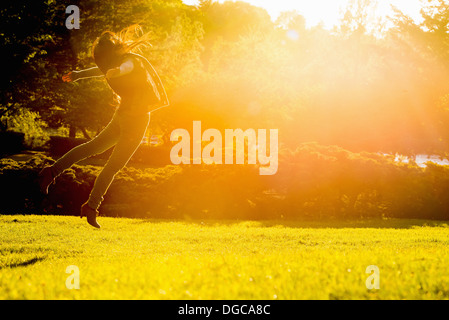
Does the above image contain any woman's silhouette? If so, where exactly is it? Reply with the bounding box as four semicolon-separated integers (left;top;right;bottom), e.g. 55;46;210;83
38;27;168;228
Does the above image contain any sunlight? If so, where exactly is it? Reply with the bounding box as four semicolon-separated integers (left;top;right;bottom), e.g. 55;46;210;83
3;0;449;302
247;0;347;28
183;0;424;28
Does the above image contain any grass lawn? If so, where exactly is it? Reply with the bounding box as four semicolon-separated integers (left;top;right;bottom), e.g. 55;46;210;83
0;215;448;300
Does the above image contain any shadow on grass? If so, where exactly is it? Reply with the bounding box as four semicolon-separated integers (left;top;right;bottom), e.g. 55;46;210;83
1;213;448;229
1;257;46;269
130;217;449;229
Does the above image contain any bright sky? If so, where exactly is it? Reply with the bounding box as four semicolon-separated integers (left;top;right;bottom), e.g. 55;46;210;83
183;0;424;29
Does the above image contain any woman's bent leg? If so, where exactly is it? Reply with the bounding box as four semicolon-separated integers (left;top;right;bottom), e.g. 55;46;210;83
52;113;121;176
87;113;150;210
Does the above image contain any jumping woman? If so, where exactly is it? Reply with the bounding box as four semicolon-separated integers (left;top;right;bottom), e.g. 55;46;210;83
38;27;169;228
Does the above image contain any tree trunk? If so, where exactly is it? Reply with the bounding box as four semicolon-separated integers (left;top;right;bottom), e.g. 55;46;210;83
69;125;76;138
80;127;91;140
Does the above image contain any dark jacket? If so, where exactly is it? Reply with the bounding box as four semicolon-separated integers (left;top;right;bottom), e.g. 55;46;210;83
105;53;169;114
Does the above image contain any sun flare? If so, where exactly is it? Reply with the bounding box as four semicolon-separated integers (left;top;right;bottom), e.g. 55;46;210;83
184;0;424;29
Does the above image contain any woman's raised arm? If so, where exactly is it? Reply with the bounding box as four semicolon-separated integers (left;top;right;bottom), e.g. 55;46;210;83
62;67;104;82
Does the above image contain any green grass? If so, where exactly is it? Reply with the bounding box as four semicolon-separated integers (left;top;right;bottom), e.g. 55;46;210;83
0;215;449;300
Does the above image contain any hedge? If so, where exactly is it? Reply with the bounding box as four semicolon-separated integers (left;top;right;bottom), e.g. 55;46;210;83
0;143;448;220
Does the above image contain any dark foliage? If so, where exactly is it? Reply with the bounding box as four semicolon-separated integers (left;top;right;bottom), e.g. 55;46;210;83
1;145;448;220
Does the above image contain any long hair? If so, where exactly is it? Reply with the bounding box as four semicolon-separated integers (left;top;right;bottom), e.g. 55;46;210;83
92;25;152;73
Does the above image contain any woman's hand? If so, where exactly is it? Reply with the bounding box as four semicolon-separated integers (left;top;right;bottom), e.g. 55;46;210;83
62;71;80;82
105;68;121;80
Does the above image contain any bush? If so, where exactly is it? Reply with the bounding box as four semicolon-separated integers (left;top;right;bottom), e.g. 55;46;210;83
47;137;173;166
0;131;25;156
0;154;262;218
47;136;89;157
1;109;49;149
1;144;448;220
269;143;449;220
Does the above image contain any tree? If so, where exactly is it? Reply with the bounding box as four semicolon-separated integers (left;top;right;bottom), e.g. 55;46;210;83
0;0;75;119
390;0;449;155
0;0;205;137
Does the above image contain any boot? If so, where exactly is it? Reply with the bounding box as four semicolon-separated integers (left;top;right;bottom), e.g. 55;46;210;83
81;202;101;229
